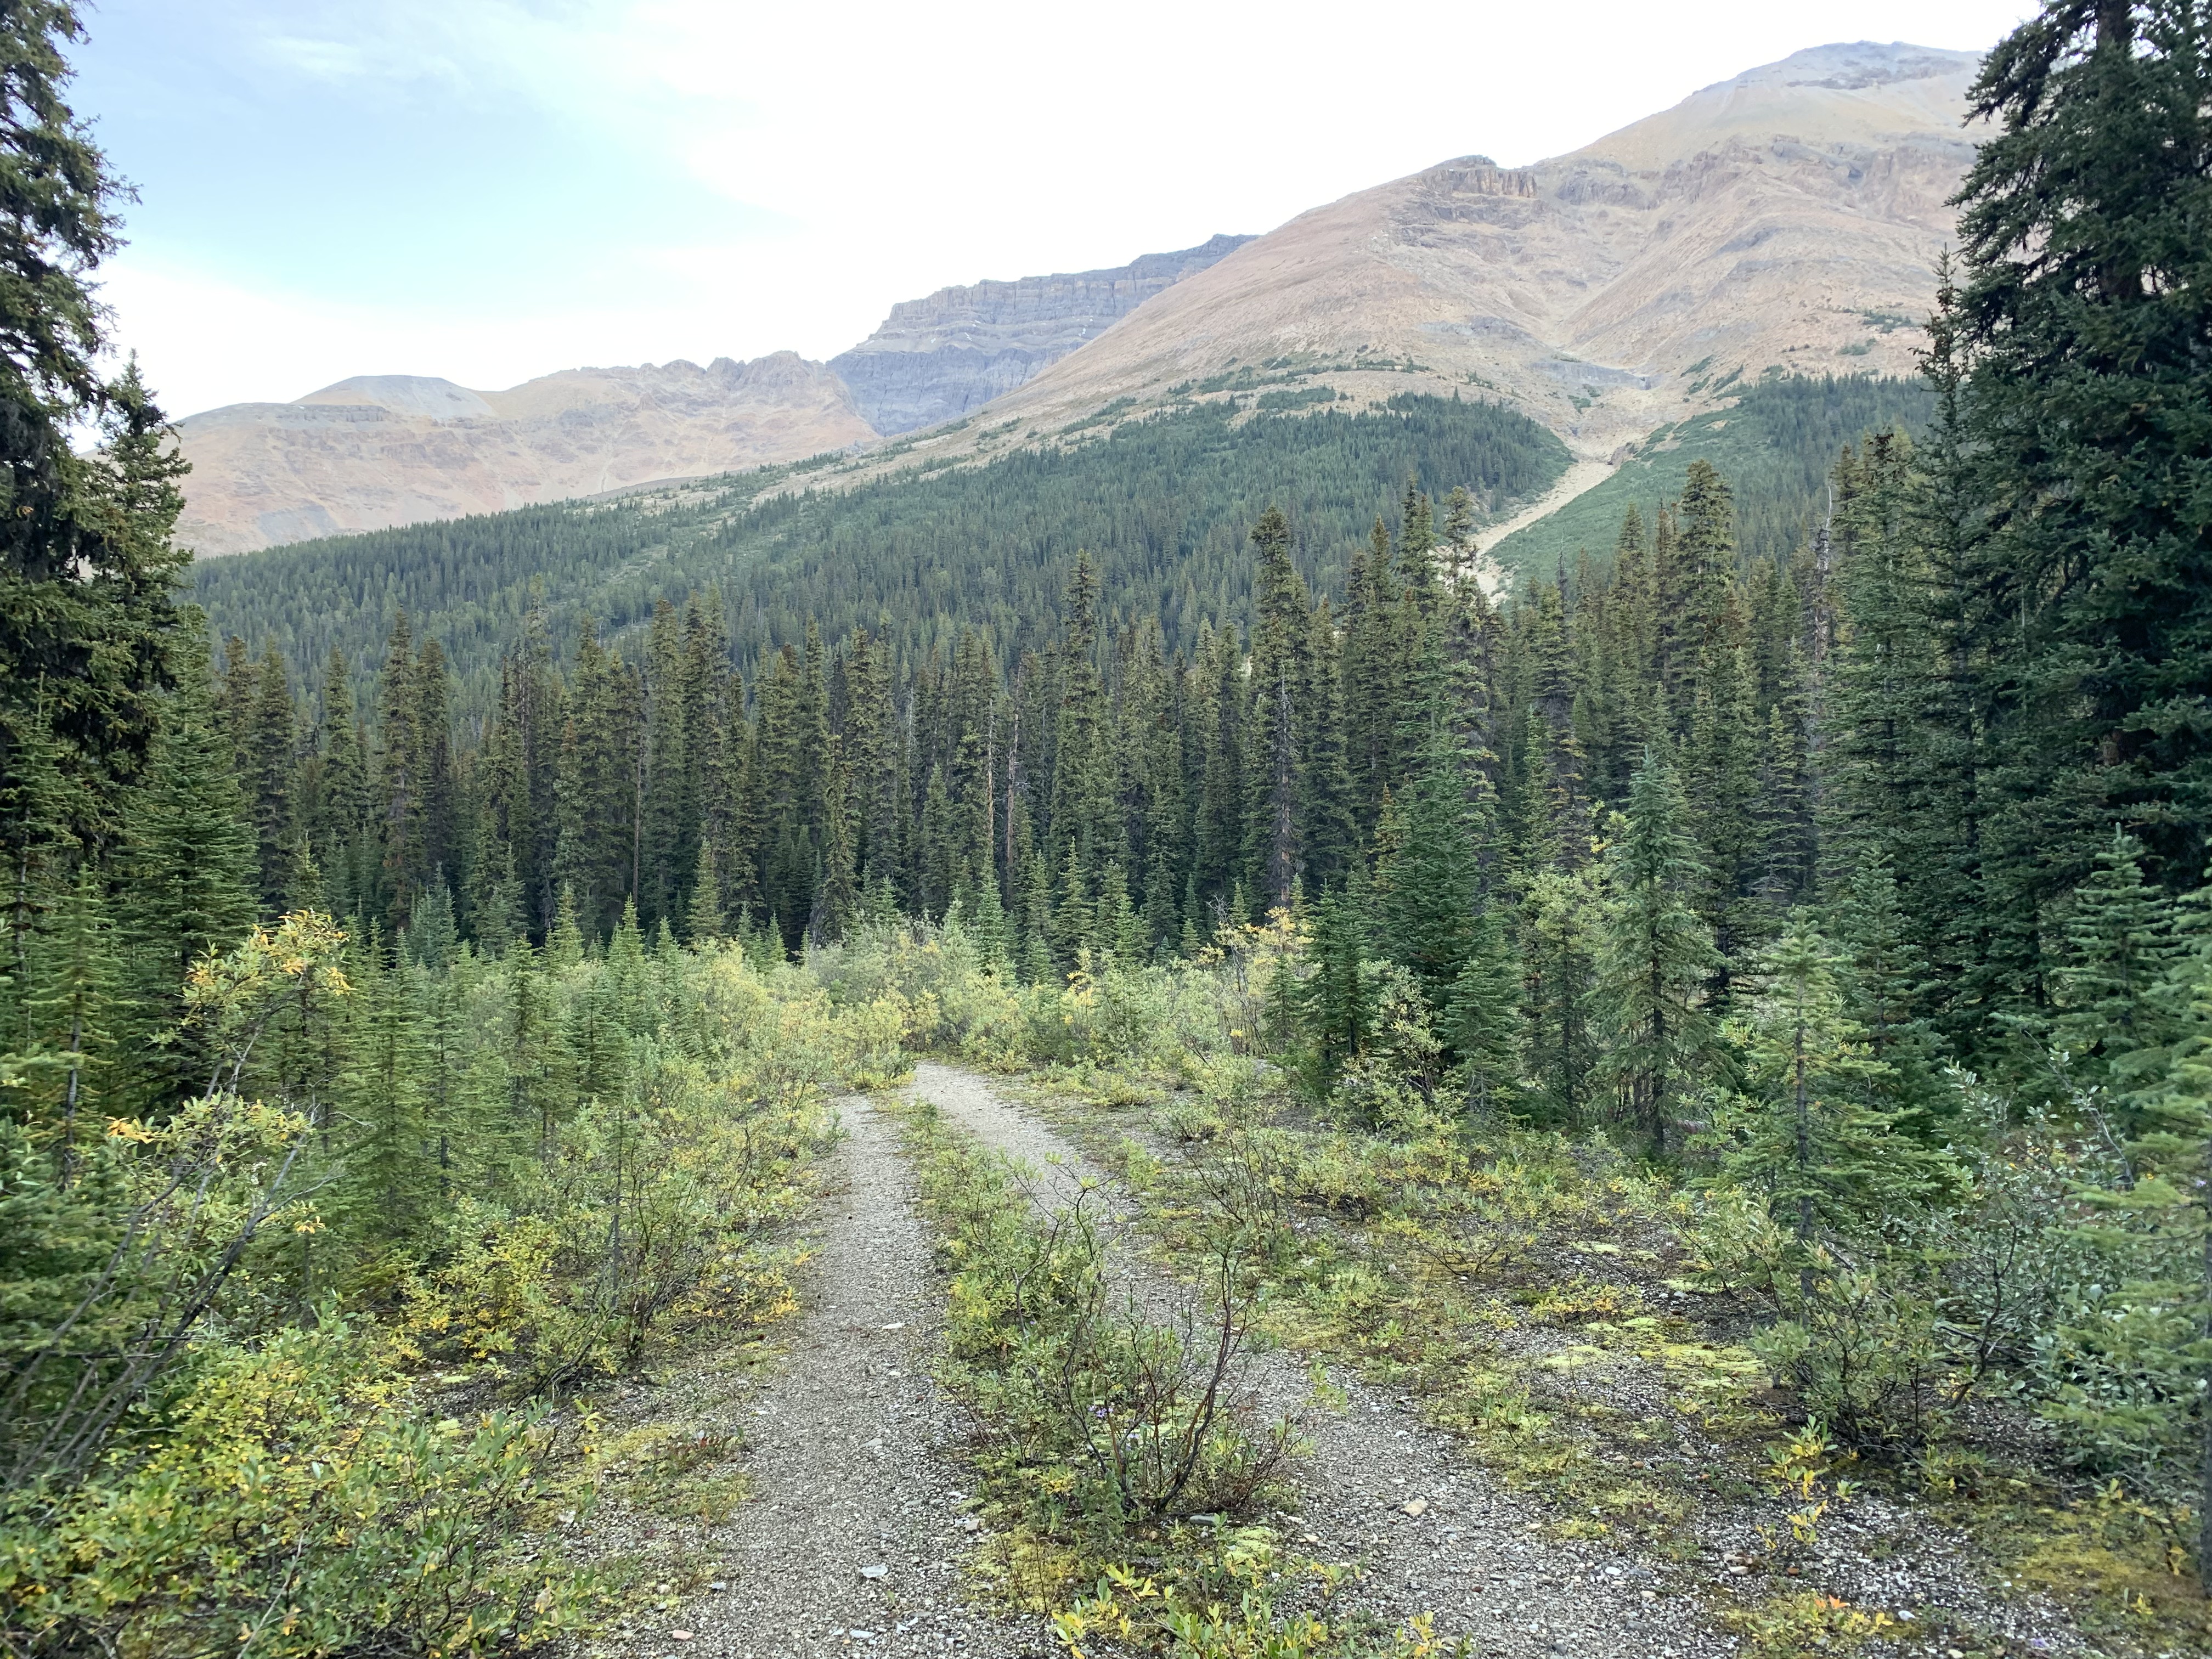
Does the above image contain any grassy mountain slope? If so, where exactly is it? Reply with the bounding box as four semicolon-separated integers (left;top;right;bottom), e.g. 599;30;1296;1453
1489;373;1937;577
194;394;1568;713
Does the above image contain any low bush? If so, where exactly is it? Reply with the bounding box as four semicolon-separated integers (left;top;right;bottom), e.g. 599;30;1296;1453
1;1321;595;1659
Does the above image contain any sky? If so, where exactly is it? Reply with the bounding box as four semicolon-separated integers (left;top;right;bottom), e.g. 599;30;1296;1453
74;0;2038;419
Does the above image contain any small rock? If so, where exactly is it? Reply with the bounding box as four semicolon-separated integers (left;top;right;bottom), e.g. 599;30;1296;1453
670;1633;693;1643
707;1582;727;1593
859;1564;888;1581
958;1517;981;1532
1401;1498;1430;1518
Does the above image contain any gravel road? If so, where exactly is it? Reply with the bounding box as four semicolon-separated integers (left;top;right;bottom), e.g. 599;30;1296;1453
905;1062;1735;1659
674;1088;1054;1659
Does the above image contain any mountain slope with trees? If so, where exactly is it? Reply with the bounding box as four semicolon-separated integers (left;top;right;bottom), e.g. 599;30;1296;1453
9;4;2212;1657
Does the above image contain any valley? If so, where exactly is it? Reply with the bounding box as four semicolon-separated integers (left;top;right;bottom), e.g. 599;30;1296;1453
173;42;1976;569
8;10;2212;1659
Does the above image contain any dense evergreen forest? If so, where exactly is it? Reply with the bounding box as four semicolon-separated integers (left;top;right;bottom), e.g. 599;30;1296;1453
8;1;2212;1655
189;392;1572;722
1489;370;1939;574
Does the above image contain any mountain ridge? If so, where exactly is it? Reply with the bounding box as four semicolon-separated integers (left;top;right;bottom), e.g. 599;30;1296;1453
866;39;1978;486
827;233;1254;435
173;41;1984;561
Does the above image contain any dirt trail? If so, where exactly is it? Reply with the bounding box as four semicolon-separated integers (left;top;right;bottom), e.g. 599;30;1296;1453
907;1062;1730;1659
674;1092;1052;1659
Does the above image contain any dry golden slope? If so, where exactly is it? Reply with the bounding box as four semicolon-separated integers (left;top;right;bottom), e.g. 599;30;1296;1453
175;42;1980;556
174;352;873;557
867;41;1981;487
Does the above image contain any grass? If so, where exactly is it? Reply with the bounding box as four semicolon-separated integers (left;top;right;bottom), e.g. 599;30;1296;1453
1487;373;1936;584
889;1096;1454;1658
1028;1076;1762;1559
986;1058;2212;1658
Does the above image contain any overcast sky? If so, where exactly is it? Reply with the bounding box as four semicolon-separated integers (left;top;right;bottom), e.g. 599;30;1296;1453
76;0;2036;419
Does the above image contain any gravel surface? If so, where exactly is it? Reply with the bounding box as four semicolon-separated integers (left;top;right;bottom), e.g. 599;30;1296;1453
907;1062;1736;1659
615;1062;2100;1659
664;1090;1054;1659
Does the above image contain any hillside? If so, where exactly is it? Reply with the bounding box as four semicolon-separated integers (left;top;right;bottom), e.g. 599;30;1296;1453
173;43;1974;563
1490;370;1937;573
171;353;873;557
848;40;1979;568
192;392;1570;714
173;238;1254;558
827;234;1254;435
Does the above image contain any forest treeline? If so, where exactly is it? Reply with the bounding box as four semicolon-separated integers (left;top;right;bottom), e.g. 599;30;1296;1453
188;368;1934;736
6;0;2212;1652
188;391;1573;724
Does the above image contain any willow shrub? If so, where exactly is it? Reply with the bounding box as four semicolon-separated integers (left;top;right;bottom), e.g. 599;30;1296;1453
2;1321;594;1659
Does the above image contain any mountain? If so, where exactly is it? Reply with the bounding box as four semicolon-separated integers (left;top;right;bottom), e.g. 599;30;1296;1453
174;236;1255;558
179;41;1982;568
827;234;1254;435
172;353;873;557
853;40;1981;563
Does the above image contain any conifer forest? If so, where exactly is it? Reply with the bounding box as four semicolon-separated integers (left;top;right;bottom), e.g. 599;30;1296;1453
5;3;2212;1658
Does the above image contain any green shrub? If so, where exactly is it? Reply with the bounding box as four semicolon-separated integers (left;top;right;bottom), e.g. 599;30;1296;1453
0;1322;595;1659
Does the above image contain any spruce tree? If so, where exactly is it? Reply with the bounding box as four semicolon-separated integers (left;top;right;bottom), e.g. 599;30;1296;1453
1825;847;1948;1130
1293;866;1380;1096
1956;0;2212;894
2050;883;2212;1579
116;626;255;1105
686;842;725;946
1594;749;1719;1153
2052;828;2182;1108
333;923;430;1248
1243;509;1309;910
0;13;190;869
1444;904;1521;1119
241;642;295;914
1714;915;1950;1289
1520;866;1601;1126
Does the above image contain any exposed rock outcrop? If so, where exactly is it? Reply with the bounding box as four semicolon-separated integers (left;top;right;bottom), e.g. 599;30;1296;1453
855;42;1983;481
176;42;1986;557
175;353;872;557
827;234;1254;435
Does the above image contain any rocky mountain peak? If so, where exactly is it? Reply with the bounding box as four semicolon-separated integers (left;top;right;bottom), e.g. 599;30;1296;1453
828;234;1255;435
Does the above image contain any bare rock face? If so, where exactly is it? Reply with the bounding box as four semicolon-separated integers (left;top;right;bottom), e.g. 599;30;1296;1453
174;352;873;557
177;41;1984;557
872;42;1984;481
827;235;1254;435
